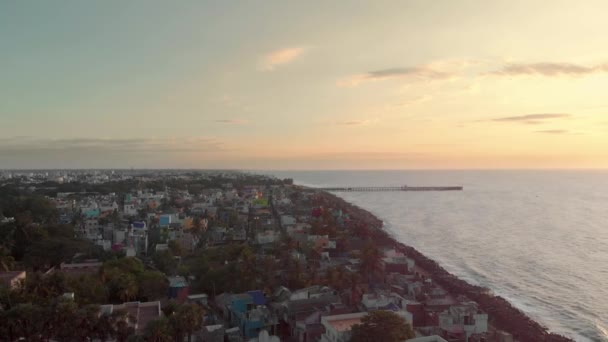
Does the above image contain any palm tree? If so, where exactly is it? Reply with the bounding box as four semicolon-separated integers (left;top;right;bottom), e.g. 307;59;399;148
175;304;204;342
117;280;138;303
5;303;45;341
360;242;383;283
104;268;139;303
94;310;115;342
74;304;102;340
144;317;173;342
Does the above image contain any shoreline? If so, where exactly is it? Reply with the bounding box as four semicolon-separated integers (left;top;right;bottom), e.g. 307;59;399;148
309;188;574;342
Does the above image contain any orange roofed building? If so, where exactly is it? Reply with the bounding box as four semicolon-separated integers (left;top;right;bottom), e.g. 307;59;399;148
320;312;367;342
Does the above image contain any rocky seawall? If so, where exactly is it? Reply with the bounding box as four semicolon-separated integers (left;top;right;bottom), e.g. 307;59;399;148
315;190;574;342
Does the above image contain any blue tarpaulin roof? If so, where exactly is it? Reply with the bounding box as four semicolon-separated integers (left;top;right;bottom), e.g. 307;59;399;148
247;290;266;305
132;221;145;229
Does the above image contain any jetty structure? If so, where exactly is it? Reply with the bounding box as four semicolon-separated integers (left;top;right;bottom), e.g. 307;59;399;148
314;185;463;192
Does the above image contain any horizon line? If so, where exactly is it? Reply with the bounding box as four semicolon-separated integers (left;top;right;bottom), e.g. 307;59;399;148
2;167;608;172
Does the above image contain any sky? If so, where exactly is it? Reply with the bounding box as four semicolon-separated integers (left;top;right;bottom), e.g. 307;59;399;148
1;0;607;170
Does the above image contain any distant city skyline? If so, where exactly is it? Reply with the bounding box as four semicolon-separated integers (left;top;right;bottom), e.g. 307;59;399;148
1;1;607;169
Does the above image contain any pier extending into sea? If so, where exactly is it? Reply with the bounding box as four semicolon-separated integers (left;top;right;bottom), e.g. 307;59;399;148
315;185;463;192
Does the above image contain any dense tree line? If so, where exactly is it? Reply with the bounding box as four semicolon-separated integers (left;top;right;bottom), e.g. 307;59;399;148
0;190;99;270
0;298;134;342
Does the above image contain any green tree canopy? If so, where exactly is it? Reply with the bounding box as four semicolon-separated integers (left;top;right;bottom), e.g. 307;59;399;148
137;271;169;301
351;311;415;342
144;317;174;342
152;250;178;275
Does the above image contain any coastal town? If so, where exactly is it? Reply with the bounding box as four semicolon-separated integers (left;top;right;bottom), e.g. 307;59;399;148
0;170;573;342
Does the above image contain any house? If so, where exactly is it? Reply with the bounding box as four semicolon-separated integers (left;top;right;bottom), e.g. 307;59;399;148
100;301;161;334
255;230;278;245
159;214;172;227
0;271;26;289
293;303;350;342
360;293;397;311
124;203;138;216
84;208;100;219
382;249;415;274
319;312;367;342
187;293;209;306
225;327;242;342
229;228;247;241
226;291;278;339
438;303;488;341
197;324;224;342
128;222;148;255
168;276;189;301
100;201;119;213
286;223;311;237
272;286;341;336
59;261;102;277
280;215;297;227
82;219;101;241
113;229;127;245
294;311;327;342
307;235;336;251
357;292;414;326
155;243;169;252
174;231;198;253
209;226;228;245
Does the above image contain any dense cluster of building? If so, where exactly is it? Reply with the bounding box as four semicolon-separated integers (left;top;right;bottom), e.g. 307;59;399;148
0;170;529;341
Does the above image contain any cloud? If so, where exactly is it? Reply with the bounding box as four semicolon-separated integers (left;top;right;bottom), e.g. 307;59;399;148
491;113;571;125
338;65;454;87
489;62;608;77
0;137;227;154
306;151;426;160
260;47;304;71
535;129;570;134
334;119;379;126
214;119;249;125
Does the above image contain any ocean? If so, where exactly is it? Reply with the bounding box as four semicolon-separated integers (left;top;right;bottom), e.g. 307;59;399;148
265;170;608;342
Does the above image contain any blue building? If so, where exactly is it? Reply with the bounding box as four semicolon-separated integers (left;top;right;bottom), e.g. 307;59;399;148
84;208;100;218
227;291;276;339
132;221;146;230
159;214;171;227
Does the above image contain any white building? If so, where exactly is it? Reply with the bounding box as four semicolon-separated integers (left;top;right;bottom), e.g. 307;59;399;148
255;230;278;245
320;312;367;342
280;215;297;227
124;204;138;216
82;219;101;241
100;201;119;213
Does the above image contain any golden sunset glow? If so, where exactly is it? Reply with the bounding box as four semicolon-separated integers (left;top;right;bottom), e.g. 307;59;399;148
1;1;607;169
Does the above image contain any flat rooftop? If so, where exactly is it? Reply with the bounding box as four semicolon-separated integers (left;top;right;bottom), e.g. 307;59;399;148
328;317;364;332
323;312;367;332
